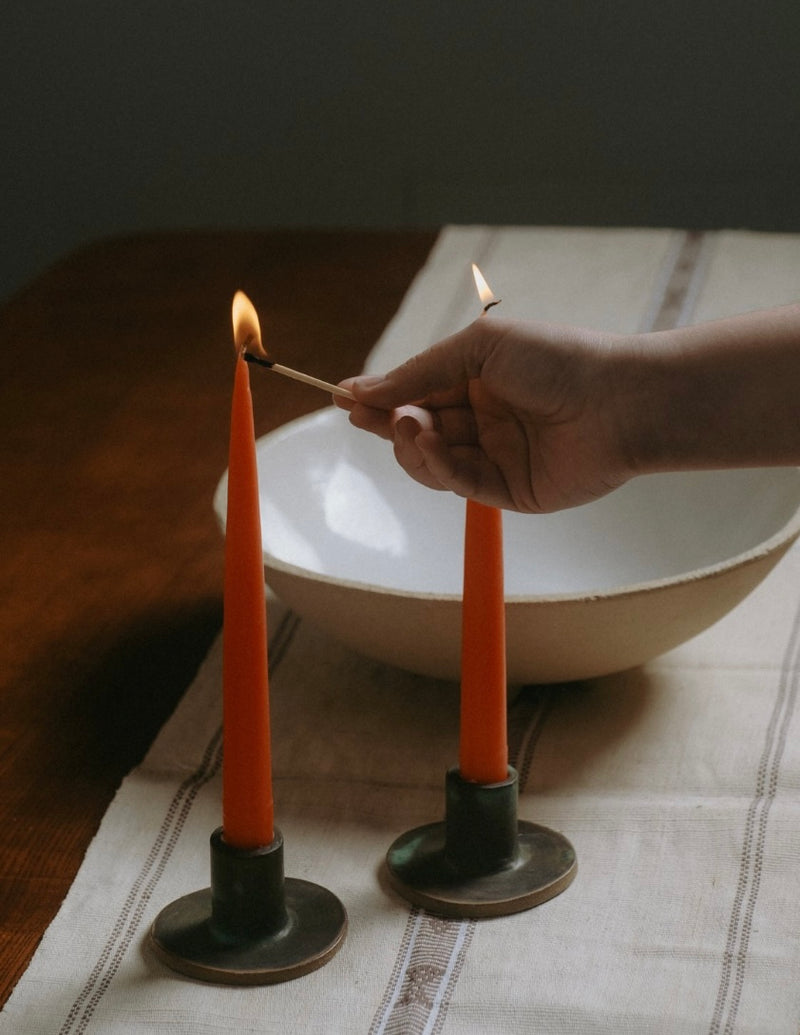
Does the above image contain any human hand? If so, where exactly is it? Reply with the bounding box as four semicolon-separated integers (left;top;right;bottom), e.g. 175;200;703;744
336;316;639;513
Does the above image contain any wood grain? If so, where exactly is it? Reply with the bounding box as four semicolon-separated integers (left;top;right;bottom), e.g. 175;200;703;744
0;229;436;1006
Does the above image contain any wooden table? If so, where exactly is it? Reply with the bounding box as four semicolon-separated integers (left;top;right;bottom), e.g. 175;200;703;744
0;229;437;1007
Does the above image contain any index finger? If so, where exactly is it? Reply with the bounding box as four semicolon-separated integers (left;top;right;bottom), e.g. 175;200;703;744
347;317;508;410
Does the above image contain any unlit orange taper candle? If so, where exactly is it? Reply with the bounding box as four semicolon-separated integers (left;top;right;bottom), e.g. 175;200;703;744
222;297;274;848
458;264;508;784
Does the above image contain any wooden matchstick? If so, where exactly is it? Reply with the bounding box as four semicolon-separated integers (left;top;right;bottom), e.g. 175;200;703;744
243;353;355;400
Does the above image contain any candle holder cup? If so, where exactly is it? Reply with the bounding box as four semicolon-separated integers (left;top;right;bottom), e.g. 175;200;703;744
386;767;576;918
149;827;347;984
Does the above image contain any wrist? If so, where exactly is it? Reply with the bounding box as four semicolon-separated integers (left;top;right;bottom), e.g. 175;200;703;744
615;307;800;474
609;330;702;476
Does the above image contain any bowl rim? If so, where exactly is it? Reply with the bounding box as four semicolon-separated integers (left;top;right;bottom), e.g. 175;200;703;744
214;410;800;607
260;516;800;606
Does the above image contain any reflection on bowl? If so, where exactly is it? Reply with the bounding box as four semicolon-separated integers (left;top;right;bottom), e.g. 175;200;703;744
214;409;800;683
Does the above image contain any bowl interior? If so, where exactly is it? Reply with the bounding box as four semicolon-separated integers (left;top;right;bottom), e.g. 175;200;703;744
214;409;800;598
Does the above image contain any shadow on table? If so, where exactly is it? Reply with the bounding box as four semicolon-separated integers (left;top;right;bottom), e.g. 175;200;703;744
512;666;657;797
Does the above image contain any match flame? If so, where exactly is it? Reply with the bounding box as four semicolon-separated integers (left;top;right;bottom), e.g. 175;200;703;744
471;263;497;310
231;290;268;358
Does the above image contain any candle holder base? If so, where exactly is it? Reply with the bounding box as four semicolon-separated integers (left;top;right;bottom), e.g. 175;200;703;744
386;767;576;918
149;828;347;985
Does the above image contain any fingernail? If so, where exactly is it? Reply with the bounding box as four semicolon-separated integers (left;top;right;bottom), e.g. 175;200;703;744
394;414;421;439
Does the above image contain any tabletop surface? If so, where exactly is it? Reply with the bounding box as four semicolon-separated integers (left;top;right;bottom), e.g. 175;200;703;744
0;229;438;1007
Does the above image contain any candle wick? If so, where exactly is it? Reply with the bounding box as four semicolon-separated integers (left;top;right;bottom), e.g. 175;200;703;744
482;299;502;314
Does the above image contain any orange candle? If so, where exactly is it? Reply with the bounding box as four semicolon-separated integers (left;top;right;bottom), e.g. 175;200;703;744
458;263;508;784
459;498;508;783
222;307;273;848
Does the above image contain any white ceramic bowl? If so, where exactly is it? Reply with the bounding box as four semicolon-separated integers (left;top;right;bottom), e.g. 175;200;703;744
214;409;800;683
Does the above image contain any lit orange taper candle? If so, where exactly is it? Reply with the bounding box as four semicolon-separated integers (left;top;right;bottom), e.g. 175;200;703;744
222;292;274;848
458;265;508;784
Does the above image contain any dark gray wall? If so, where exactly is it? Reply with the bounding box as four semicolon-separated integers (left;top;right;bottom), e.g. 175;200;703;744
2;1;799;300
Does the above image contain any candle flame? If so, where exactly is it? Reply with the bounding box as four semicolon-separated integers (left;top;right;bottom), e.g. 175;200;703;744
471;263;498;310
231;290;268;358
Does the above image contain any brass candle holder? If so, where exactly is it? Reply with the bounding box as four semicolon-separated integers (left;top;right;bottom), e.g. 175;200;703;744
386;767;576;918
149;827;347;984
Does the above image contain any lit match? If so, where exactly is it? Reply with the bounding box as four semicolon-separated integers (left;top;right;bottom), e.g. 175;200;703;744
232;290;355;401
